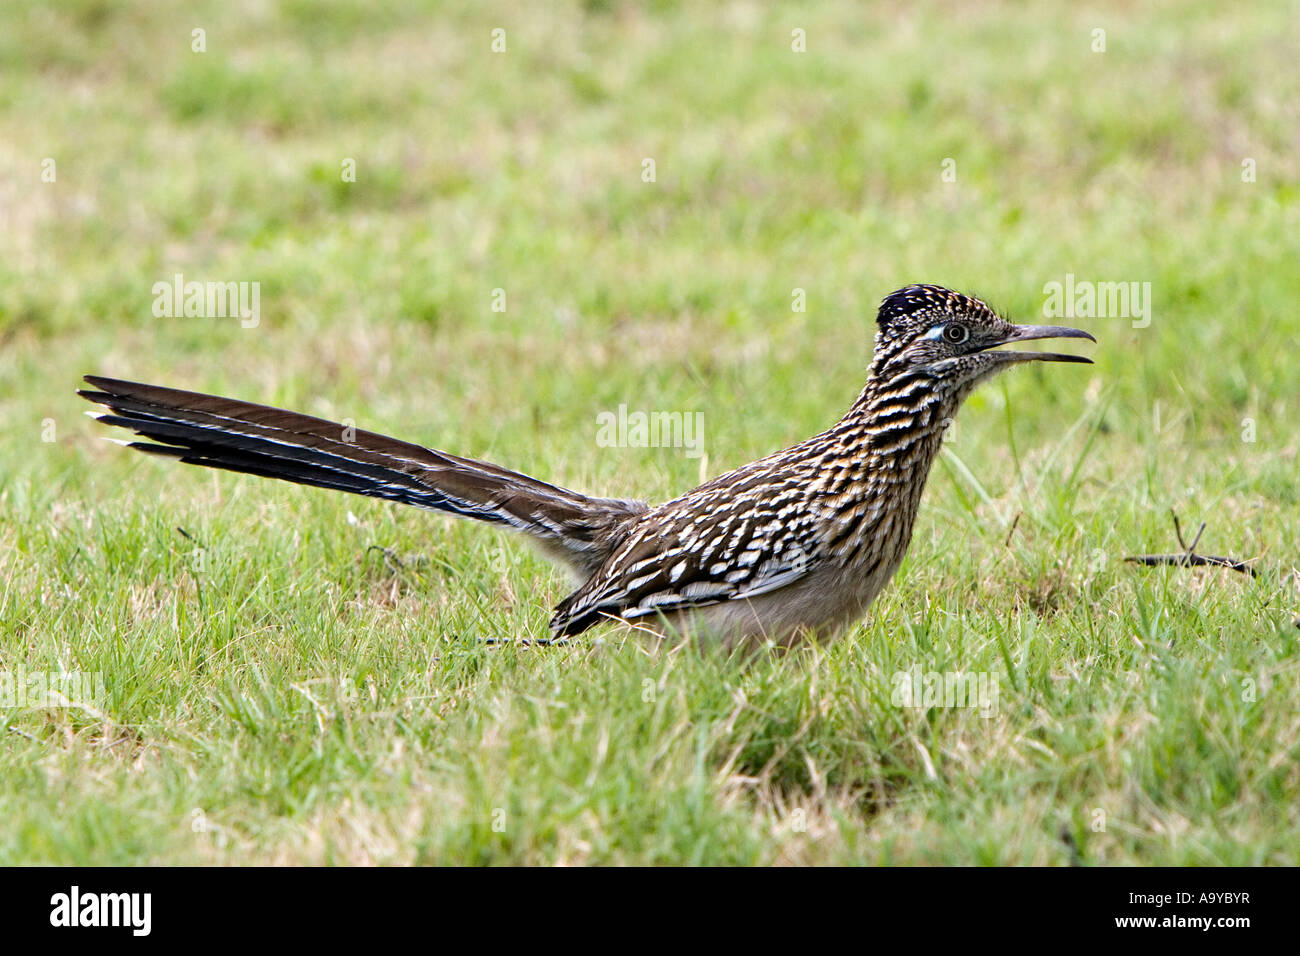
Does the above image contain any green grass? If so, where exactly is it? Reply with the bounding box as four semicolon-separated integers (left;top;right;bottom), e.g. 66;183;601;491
2;0;1298;864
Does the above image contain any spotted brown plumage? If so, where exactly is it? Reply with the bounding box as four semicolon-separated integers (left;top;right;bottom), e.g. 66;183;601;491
80;284;1094;649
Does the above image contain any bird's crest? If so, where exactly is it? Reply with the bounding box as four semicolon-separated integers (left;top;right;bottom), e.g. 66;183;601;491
877;284;998;333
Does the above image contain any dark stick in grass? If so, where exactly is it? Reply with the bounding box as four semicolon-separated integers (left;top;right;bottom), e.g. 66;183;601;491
1125;510;1257;577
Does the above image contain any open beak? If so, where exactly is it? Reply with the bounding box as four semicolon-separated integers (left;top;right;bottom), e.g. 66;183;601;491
981;324;1096;365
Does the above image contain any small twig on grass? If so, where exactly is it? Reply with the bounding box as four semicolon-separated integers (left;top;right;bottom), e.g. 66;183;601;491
1171;512;1206;554
1125;552;1256;575
1125;510;1257;577
1004;512;1021;548
479;629;574;649
366;544;406;573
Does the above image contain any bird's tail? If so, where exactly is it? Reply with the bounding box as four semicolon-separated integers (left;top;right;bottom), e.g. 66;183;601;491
79;375;646;577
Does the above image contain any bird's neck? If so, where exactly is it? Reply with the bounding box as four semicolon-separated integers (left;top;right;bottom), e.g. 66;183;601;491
809;371;961;568
849;369;960;468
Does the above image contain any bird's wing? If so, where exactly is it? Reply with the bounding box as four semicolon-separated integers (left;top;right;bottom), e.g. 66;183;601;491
549;475;823;636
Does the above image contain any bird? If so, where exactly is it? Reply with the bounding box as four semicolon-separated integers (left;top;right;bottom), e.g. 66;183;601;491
79;284;1094;650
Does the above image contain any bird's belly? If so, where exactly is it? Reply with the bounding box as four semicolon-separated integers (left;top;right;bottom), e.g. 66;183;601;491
647;559;902;651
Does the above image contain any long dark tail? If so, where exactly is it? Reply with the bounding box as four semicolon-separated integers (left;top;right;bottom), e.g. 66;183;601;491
79;375;646;577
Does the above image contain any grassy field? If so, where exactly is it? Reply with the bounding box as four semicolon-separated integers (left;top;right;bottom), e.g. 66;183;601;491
1;0;1298;865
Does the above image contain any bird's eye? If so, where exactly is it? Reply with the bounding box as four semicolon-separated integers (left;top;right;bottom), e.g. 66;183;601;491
942;323;970;344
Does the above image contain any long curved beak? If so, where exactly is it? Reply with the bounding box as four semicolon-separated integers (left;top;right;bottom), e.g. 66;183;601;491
982;324;1096;364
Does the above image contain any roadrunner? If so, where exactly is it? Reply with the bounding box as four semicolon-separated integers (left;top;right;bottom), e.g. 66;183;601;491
81;285;1093;648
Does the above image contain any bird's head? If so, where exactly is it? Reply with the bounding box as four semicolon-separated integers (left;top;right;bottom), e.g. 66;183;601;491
869;284;1094;396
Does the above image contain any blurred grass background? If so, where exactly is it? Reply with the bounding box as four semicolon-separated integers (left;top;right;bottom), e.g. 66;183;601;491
0;0;1297;864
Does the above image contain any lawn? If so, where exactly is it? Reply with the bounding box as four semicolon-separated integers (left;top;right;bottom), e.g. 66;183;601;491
1;0;1297;864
